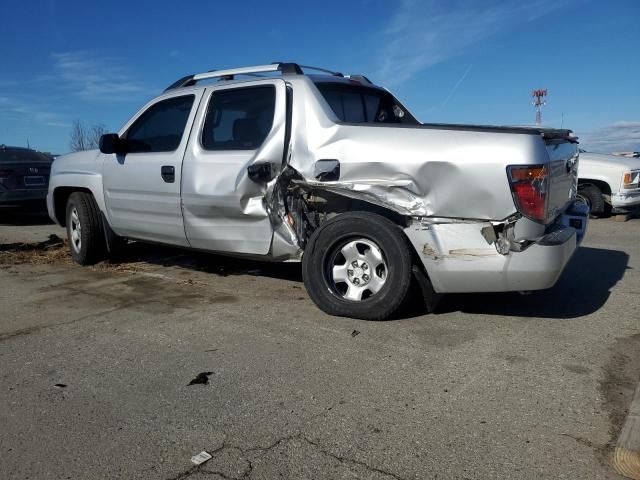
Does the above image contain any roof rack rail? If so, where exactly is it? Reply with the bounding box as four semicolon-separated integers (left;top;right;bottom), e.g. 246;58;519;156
164;62;304;91
299;65;344;77
345;74;373;84
164;62;350;91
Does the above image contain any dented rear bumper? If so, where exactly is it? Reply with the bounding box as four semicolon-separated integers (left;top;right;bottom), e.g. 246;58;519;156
405;202;588;293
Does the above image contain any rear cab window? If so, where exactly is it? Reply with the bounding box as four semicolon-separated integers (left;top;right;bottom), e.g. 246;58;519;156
314;82;419;125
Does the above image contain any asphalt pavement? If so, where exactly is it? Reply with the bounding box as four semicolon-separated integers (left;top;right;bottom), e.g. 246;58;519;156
1;211;639;479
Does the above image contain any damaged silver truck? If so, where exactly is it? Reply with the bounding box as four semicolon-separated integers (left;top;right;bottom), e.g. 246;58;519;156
47;62;588;320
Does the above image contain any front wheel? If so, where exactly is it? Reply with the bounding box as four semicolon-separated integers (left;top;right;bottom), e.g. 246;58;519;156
66;192;106;265
302;212;413;320
576;184;604;217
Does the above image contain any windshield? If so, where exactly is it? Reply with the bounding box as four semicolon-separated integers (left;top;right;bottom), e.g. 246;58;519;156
314;82;418;125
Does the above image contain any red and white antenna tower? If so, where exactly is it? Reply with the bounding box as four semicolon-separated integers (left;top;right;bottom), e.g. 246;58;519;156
532;88;547;125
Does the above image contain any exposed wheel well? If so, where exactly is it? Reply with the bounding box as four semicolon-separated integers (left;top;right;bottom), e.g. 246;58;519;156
53;187;93;226
334;198;409;228
310;190;408;225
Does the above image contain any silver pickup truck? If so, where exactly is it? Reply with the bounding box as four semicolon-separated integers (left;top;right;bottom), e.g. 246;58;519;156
47;62;588;320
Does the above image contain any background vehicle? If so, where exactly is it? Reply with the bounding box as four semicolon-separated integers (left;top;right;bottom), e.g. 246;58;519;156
577;150;640;216
47;62;588;320
0;145;53;210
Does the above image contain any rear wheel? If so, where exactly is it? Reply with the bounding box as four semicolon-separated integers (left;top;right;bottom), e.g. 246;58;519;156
302;212;413;320
66;192;106;265
576;184;604;217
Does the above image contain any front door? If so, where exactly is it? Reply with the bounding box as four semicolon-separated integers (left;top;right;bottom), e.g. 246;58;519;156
181;80;288;254
102;91;202;246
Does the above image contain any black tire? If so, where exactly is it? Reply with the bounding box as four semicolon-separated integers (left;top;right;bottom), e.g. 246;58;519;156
577;184;605;217
65;192;106;265
302;212;413;320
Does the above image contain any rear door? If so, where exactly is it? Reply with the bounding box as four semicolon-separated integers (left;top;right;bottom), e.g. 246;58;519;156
102;90;202;246
181;79;288;254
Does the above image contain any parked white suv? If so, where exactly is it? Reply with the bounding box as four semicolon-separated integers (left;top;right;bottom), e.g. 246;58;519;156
47;63;588;320
577;150;640;216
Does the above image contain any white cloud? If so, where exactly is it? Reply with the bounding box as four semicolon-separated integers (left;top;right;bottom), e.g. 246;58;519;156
0;96;69;128
377;0;570;85
580;121;640;153
50;51;148;100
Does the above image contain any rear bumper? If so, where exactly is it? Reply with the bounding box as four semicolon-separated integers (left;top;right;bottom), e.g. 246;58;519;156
0;188;48;207
405;202;588;293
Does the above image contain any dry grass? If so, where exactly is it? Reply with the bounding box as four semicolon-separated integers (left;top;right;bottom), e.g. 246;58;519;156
89;259;147;274
0;235;147;274
0;234;71;265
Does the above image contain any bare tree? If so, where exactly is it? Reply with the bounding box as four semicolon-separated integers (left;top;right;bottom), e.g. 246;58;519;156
90;124;107;149
69;120;88;152
69;121;108;151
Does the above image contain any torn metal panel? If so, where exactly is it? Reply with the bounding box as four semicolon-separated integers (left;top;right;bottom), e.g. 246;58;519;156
293;179;428;216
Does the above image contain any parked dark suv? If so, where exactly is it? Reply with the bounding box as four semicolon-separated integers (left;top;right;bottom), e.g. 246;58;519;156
0;145;54;210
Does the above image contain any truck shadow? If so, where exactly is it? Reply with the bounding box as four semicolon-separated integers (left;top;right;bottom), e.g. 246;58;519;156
1;236;627;320
120;242;304;282
118;244;628;319
437;246;630;319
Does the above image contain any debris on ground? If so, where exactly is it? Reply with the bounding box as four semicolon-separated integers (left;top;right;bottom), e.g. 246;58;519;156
190;451;212;465
351;330;360;337
188;371;213;386
0;234;69;265
54;383;67;388
177;277;207;287
89;261;147;274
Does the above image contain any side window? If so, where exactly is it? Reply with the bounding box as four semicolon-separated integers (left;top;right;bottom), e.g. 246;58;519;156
125;95;195;153
201;86;275;151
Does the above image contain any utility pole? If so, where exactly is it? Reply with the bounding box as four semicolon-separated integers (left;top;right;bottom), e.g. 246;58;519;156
531;89;547;125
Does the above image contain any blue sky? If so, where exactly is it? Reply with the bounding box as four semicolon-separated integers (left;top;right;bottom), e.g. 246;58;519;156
1;0;638;154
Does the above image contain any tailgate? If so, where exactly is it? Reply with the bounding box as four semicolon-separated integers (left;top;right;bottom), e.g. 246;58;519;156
545;137;579;221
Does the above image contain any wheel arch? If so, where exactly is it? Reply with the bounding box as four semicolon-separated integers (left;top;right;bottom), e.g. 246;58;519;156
52;186;96;226
578;178;612;197
299;188;423;268
301;202;441;312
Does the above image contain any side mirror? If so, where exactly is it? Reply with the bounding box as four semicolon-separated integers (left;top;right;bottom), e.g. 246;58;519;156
247;162;273;182
99;134;126;155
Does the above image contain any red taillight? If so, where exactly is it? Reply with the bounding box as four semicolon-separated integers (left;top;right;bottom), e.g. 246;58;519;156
507;165;548;222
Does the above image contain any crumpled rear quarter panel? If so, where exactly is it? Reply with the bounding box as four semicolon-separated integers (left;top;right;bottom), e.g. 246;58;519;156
290;120;548;220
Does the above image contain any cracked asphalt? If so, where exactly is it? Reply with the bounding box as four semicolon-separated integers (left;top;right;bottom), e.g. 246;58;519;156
1;211;639;479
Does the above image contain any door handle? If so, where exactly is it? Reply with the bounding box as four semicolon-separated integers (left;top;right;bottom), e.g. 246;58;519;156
161;165;175;183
